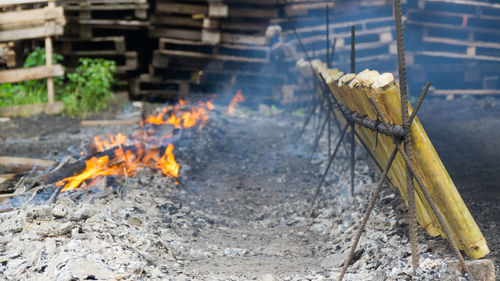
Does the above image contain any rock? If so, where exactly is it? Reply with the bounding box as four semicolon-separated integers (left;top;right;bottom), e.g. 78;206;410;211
52;204;69;218
448;259;495;281
36;221;74;237
67;258;115;280
224;248;248;257
72;203;98;221
321;252;348;268
262;273;276;281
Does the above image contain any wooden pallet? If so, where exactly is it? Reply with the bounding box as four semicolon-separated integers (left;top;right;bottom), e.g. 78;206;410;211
55;36;126;55
63;0;149;20
158;38;271;62
155;2;278;19
0;43;15;68
150;27;270;46
63;51;138;73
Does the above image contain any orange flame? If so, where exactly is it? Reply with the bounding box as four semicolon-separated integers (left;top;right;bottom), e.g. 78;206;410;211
56;95;217;192
228;90;244;115
57;143;180;191
93;133;129;152
142;99;213;129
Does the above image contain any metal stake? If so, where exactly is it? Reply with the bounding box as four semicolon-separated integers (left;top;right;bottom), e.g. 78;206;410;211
310;124;349;216
338;145;399;281
393;0;419;271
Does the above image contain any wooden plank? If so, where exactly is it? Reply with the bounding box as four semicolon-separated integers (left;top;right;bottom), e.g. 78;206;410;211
0;64;64;84
64;3;149;11
81;119;140;126
0;102;64;117
0;156;56;173
0;0;61;7
433;89;500;95
0;6;65;30
156;3;208;15
156;49;269;64
420;51;500;62
64;0;146;3
423;36;500;49
425;0;500;9
0;25;64;42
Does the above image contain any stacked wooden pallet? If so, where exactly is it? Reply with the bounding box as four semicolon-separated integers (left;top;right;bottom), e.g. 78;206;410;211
133;0;284;101
0;43;15;68
405;0;500;96
54;0;150;74
274;0;398;106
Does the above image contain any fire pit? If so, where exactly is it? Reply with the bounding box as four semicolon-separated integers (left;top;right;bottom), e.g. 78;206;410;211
0;91;477;280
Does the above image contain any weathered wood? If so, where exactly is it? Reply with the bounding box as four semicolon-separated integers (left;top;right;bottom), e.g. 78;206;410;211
0;0;61;7
81;119;140;127
0;6;65;30
0;25;64;42
0;102;64;117
0;65;64;84
0;156;56;173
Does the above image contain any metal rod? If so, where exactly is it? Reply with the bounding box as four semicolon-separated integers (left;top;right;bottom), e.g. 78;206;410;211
298;99;318;139
338;145;399;281
396;145;472;278
409;82;431;124
310;124;349;215
307;112;330;169
350;125;355;196
330;38;337;66
350;25;355;73
328;108;332;157
393;0;418;271
326;5;330;68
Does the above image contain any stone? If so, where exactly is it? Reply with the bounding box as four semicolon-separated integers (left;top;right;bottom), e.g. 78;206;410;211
224;248;248;257
321;252;348;268
262;273;276;281
448;259;495;281
52;204;69;218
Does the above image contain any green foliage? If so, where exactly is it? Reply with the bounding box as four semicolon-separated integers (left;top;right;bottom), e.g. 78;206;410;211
64;58;116;116
0;48;116;117
23;47;65;92
23;46;63;68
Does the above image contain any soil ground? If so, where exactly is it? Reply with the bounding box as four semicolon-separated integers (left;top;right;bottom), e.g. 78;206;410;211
0;98;495;280
419;96;500;278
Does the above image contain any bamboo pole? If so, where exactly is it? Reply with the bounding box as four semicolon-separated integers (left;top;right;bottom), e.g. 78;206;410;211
298;59;489;259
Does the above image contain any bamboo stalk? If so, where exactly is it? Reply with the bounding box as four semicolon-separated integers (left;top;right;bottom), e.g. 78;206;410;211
301;60;489;259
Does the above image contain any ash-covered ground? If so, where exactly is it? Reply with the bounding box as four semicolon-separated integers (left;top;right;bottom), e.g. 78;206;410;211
0;102;475;280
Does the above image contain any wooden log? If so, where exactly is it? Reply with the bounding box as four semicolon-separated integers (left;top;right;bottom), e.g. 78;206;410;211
81;119;140;127
304;60;489;259
0;156;56;173
0;64;64;84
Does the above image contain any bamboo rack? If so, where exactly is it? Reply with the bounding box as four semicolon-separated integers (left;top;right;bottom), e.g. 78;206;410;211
297;58;489;260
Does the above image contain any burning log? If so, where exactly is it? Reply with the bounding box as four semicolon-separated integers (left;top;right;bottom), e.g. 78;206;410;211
0;156;56;173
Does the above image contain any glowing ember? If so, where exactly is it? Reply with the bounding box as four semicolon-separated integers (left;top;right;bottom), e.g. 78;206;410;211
228;90;244;115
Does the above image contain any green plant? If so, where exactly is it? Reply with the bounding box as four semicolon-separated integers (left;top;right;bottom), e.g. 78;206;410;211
23;47;65;92
64;58;116;116
0;48;117;117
